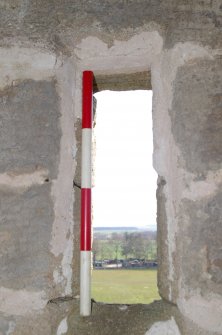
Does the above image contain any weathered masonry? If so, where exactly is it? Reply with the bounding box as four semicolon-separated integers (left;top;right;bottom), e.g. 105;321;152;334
0;2;222;335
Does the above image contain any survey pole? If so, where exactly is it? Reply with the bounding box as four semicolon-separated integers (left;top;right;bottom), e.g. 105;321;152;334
80;70;93;316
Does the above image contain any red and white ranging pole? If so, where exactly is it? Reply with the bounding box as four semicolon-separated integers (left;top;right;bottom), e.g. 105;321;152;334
80;71;93;316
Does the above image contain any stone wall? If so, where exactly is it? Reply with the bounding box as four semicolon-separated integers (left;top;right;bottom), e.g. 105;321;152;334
0;1;221;334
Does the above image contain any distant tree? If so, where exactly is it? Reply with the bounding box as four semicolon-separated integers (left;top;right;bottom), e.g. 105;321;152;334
145;239;157;260
129;233;145;259
92;238;101;261
110;234;122;265
102;242;115;259
122;232;132;259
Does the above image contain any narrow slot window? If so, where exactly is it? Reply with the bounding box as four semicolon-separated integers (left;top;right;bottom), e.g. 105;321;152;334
92;89;159;304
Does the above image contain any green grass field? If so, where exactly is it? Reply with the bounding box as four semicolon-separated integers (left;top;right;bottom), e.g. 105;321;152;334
92;269;160;304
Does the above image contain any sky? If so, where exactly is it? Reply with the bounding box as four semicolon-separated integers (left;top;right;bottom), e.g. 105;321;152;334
92;90;157;229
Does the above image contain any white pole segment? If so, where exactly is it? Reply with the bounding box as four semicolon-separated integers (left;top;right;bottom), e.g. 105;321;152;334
80;251;92;316
81;129;92;189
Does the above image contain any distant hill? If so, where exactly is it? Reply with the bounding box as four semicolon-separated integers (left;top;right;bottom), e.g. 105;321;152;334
93;226;156;233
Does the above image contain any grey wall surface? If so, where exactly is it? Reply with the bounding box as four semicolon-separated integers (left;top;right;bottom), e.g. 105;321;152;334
0;80;60;176
0;0;221;50
0;79;61;292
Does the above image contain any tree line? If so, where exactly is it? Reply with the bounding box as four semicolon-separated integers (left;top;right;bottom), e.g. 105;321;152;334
92;231;157;262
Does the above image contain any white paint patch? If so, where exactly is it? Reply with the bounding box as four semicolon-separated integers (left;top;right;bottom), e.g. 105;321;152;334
178;290;222;334
50;59;75;295
53;269;64;285
0;287;47;316
75;31;163;75
145;318;181;335
0;168;49;191
0;47;60;89
6;321;16;335
52;240;74;295
183;168;222;200
61;238;74;295
57;317;68;335
73;69;82;119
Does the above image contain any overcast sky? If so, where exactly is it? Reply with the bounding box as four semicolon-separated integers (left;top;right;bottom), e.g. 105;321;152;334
92;90;157;229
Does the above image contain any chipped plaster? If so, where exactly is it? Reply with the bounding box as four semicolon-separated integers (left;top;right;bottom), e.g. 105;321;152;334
152;42;216;301
50;58;75;295
178;290;222;334
74;31;163;75
57;317;68;335
145;317;181;335
0;168;49;191
0;47;61;89
0;287;47;316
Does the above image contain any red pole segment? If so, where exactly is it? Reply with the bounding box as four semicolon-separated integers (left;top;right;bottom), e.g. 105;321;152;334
82;71;93;129
81;188;91;251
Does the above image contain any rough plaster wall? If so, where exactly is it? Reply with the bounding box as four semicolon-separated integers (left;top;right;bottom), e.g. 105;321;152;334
0;49;76;334
0;1;221;334
152;41;222;334
0;75;60;306
171;59;222;334
0;79;60;176
50;59;75;297
0;0;221;52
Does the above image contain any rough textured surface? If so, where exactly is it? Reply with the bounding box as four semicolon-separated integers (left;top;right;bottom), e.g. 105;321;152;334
171;58;222;175
0;78;61;297
0;79;61;178
181;192;222;295
94;72;152;92
0;75;64;330
0;184;54;291
68;300;181;335
156;177;170;300
0;0;221;52
72;118;81;297
3;299;74;335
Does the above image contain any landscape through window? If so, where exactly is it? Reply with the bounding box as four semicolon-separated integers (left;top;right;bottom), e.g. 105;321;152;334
92;90;159;304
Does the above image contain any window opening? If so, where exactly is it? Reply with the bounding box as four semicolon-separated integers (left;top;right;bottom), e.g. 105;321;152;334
92;89;159;304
